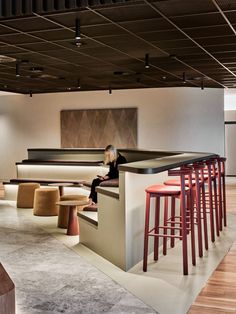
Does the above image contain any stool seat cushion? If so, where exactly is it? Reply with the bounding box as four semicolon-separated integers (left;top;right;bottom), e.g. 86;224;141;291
83;178;119;188
17;182;40;208
58;194;88;228
145;184;183;195
99;178;119;187
33;188;59;216
83;204;98;212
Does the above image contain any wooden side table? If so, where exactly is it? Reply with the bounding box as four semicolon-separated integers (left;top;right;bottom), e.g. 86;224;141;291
48;183;74;196
56;200;89;236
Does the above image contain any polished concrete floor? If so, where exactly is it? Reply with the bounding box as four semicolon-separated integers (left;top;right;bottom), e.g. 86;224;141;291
0;201;156;314
1;181;236;314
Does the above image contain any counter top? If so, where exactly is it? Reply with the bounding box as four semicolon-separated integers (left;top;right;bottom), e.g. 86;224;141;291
119;152;217;174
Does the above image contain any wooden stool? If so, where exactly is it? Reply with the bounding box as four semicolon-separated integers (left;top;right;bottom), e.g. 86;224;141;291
58;194;88;228
56;200;89;236
33;188;59;216
17;182;40;208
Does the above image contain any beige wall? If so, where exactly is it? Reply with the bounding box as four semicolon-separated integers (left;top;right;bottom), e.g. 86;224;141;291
0;87;224;180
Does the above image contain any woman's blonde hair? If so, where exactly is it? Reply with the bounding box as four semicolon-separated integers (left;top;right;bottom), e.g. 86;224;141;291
104;144;118;164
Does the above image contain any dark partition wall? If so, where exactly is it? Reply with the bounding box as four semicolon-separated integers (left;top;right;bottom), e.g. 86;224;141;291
60;108;137;148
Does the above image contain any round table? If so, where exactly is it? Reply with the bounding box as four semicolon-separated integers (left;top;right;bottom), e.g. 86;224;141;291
48;183;74;196
56;200;89;235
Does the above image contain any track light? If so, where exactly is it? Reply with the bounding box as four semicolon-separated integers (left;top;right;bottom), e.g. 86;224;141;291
145;53;150;69
75;18;81;40
77;79;81;89
109;85;112;94
201;77;204;90
29;90;32;97
182;72;186;84
16;61;20;77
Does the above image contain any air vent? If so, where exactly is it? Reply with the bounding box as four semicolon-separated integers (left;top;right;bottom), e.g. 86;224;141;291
0;55;16;63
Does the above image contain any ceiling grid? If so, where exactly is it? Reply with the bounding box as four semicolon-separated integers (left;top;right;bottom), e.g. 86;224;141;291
0;0;235;94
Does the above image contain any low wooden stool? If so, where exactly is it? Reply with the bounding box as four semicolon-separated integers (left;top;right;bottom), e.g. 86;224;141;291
17;182;40;208
33;188;59;216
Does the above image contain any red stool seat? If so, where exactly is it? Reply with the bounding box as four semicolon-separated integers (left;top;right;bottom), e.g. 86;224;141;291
145;184;184;195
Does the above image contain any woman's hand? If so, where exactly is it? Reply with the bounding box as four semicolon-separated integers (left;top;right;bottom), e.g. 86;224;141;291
97;175;109;180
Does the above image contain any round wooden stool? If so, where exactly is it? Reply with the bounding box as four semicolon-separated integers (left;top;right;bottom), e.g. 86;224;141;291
17;182;40;208
33;188;59;216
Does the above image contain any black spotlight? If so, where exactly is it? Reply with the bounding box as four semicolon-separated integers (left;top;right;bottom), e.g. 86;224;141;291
29;90;32;97
182;72;186;84
77;79;81;89
16;61;20;77
201;77;204;90
109;85;112;94
145;53;150;69
75;18;81;40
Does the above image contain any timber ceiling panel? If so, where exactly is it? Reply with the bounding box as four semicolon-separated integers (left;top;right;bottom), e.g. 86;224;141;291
0;0;236;94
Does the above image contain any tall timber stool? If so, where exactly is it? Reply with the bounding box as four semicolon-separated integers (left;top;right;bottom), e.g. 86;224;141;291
143;168;195;275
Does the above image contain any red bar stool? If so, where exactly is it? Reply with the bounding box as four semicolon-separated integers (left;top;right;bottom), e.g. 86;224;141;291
192;163;208;256
217;157;227;228
164;163;208;257
143;168;195;275
205;158;220;242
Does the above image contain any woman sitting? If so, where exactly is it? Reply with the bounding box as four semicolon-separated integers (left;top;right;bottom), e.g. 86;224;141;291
89;145;127;205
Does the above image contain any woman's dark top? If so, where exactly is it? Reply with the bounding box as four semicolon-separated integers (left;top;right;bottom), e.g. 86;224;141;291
106;153;127;179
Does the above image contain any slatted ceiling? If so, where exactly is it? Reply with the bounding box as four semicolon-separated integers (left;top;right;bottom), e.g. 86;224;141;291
156;38;195;49
164;46;205;56
0;34;39;45
207;44;236;53
0;0;236;92
218;0;236;10
184;25;233;38
140;30;186;42
81;24;126;37
152;0;218;16
31;29;74;41
96;3;161;21
196;35;236;46
0;24;15;35
120;18;175;33
171;13;226;29
48;10;110;27
225;10;236;22
1;16;57;31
